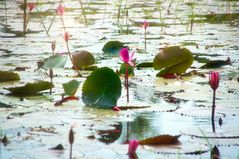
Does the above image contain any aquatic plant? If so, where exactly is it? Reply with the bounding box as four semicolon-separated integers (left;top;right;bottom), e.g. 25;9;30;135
27;2;35;12
49;68;53;94
142;20;149;52
51;41;56;55
69;127;74;159
57;5;82;76
120;48;135;102
209;71;219;133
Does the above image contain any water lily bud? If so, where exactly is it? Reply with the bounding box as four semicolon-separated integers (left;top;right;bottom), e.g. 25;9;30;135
142;20;149;30
51;41;56;53
209;71;219;91
69;128;74;145
27;2;35;11
49;68;53;79
57;5;64;16
128;139;139;154
64;32;69;42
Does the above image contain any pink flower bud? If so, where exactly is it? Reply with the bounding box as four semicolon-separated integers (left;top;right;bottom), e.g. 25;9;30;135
142;20;149;29
128;139;139;154
27;2;35;11
57;5;64;16
64;32;69;42
209;71;219;91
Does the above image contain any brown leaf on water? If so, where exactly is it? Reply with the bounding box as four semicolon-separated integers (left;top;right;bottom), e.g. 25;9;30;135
139;135;180;145
29;126;58;134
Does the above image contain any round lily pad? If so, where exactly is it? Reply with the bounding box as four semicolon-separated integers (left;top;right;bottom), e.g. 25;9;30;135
72;51;95;69
102;41;124;55
82;67;122;109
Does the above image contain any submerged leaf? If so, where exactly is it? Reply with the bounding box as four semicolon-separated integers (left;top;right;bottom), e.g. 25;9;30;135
82;67;122;109
41;55;67;69
139;135;180;145
102;41;124;55
63;80;80;96
6;81;54;95
153;46;193;76
0;102;14;108
0;70;20;82
72;51;95;69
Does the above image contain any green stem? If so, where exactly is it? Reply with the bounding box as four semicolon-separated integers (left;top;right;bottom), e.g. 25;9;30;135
69;143;72;159
144;28;146;52
4;0;7;26
125;63;129;103
23;0;27;35
211;90;216;133
78;0;87;25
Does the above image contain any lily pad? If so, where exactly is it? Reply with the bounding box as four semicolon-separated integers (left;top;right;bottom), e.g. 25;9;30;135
136;62;153;68
72;51;95;69
139;135;180;145
82;67;122;109
6;81;54;95
0;70;20;82
200;57;231;69
153;46;193;76
63;80;80;96
41;55;67;69
102;41;124;55
119;63;134;76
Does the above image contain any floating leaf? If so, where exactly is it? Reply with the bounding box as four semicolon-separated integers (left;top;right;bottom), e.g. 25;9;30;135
72;51;95;69
200;57;231;69
50;144;64;150
82;67;122;109
0;70;20;82
119;106;150;110
0;102;13;108
6;81;54;95
102;41;124;55
139;135;180;145
153;46;193;76
119;63;134;76
136;62;153;68
41;55;67;69
63;80;80;96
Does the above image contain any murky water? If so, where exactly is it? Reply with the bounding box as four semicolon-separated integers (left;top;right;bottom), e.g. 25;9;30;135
0;0;239;158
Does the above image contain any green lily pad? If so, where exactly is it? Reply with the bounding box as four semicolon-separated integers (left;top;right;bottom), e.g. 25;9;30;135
72;51;95;69
200;58;231;69
102;41;124;55
41;55;67;69
0;102;14;108
0;70;20;82
136;62;153;68
63;80;80;96
6;81;54;95
153;46;193;76
82;67;122;109
119;63;134;76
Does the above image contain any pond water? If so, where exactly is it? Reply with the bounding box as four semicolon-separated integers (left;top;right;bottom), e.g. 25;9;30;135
0;0;239;158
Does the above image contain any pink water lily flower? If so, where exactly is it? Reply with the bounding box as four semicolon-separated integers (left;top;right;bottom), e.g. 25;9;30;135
128;139;139;154
209;71;219;91
142;20;149;29
27;2;35;11
120;48;135;66
57;5;65;16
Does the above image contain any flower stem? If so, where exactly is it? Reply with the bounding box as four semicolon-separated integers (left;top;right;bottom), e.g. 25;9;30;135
125;63;129;103
144;28;147;52
211;90;216;133
69;144;72;159
23;0;27;35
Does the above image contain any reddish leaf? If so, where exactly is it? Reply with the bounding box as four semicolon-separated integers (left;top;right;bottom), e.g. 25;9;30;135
54;96;79;106
139;135;180;145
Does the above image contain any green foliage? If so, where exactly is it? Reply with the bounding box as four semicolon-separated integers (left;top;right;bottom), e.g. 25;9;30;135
63;80;80;96
153;46;193;76
6;81;54;95
72;51;95;69
82;67;122;109
0;70;20;82
41;55;67;69
102;41;124;55
119;63;134;76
